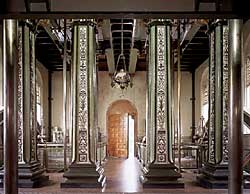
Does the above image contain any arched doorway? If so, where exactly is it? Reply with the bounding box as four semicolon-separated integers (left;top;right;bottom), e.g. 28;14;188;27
107;100;138;158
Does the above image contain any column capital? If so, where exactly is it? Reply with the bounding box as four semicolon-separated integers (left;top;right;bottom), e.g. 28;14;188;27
148;19;172;28
19;19;37;32
73;19;96;27
208;19;228;34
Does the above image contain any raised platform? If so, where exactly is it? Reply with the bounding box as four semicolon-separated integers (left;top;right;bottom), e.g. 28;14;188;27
197;163;250;189
0;161;49;188
140;163;184;188
61;163;106;188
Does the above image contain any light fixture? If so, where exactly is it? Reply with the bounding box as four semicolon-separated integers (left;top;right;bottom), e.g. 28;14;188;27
111;19;132;90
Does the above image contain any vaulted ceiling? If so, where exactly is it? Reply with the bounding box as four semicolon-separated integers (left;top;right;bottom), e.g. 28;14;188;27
35;19;209;72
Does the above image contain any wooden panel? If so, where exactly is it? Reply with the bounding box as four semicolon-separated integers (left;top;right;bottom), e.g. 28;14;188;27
108;114;128;158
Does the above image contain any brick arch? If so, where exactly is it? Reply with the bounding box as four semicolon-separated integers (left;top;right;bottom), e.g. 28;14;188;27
106;99;138;158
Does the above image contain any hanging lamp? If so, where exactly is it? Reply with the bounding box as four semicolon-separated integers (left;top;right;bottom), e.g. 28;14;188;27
111;19;132;90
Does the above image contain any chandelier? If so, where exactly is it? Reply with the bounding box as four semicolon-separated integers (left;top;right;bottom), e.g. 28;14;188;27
111;19;132;90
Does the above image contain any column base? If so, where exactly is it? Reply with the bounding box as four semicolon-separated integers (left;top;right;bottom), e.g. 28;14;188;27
197;163;250;188
61;163;106;188
0;161;49;188
140;163;184;188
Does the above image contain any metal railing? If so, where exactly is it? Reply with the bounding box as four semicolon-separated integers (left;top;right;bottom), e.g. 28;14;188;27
37;142;71;172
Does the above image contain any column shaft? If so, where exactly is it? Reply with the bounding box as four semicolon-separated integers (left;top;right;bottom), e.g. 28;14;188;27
140;20;183;188
3;19;18;194
197;20;230;189
197;19;249;189
61;21;105;188
228;19;243;194
0;21;49;188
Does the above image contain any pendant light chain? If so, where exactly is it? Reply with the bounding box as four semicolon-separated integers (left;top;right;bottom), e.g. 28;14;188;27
111;18;132;90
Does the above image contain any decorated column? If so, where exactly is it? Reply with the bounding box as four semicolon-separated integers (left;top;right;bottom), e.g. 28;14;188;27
61;20;105;188
140;20;183;188
197;20;233;188
0;21;49;187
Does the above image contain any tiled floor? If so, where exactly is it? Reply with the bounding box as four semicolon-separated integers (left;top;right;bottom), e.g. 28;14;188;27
0;157;249;193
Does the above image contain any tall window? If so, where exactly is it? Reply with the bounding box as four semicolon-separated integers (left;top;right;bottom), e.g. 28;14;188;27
244;57;250;134
201;68;209;127
36;84;42;134
202;87;208;125
245;57;250;112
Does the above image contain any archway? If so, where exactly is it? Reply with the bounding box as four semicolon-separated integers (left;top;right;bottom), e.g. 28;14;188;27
107;99;138;158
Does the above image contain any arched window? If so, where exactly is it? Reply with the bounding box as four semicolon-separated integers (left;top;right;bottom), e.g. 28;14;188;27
201;68;209;126
201;85;208;124
36;67;44;136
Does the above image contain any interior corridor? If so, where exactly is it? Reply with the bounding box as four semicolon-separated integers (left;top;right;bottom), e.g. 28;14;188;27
103;157;142;192
2;157;250;193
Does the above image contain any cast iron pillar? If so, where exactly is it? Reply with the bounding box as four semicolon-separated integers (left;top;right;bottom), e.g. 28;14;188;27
1;19;18;194
197;19;230;189
61;20;105;188
0;21;49;188
197;19;249;189
228;19;243;194
140;19;184;188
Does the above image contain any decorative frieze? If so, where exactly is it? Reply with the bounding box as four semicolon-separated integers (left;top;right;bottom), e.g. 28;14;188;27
222;25;229;163
30;32;36;161
77;26;89;163
17;27;24;164
208;31;215;163
156;26;168;163
16;25;38;164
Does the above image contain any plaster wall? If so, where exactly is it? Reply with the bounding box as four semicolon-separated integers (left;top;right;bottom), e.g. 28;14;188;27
98;71;146;138
43;66;206;142
36;60;49;135
174;71;193;140
51;71;71;131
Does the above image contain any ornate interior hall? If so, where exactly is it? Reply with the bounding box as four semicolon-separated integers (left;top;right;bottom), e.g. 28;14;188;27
0;1;250;194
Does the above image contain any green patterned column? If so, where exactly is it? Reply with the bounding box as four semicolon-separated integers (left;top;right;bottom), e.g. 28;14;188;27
0;21;49;188
61;20;105;188
140;19;183;188
197;19;232;188
197;19;250;189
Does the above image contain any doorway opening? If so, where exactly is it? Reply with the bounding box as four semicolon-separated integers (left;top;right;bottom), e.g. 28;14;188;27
106;99;138;158
128;114;135;158
105;100;141;192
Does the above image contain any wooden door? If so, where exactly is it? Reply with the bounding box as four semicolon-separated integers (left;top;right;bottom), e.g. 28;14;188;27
108;114;128;158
